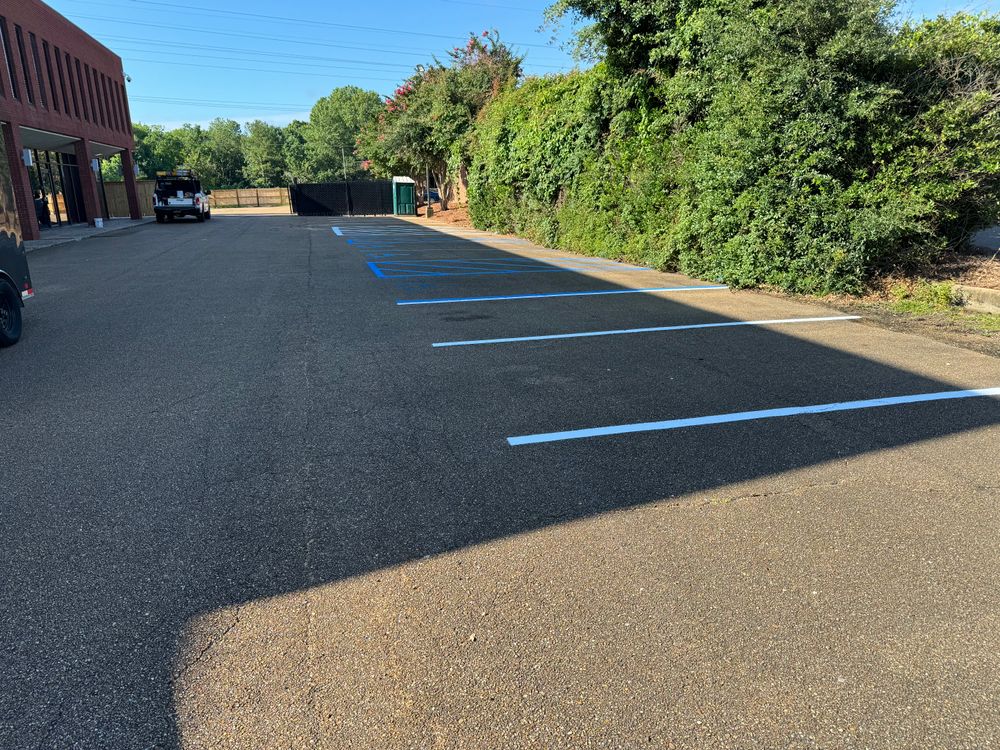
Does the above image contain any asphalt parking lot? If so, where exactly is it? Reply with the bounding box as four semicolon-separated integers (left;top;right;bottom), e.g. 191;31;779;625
1;215;998;748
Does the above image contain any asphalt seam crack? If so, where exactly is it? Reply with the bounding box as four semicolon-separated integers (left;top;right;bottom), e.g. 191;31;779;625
172;608;241;683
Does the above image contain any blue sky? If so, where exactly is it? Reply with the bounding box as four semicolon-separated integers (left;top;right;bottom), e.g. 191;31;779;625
45;0;997;129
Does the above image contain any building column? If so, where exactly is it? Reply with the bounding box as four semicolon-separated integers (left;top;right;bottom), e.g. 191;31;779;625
73;140;103;227
1;123;40;241
120;149;143;220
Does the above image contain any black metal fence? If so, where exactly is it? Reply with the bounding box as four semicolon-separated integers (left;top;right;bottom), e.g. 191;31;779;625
290;181;394;216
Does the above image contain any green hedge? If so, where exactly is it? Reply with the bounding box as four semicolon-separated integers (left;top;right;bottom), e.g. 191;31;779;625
466;8;1000;294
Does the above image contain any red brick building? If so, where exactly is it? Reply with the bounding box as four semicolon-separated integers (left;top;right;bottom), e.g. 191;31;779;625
0;0;141;240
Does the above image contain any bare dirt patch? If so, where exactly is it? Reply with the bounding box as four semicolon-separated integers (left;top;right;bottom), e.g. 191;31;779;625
925;251;1000;291
416;203;475;229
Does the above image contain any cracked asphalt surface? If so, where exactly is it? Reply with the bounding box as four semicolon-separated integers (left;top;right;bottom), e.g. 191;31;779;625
1;215;999;748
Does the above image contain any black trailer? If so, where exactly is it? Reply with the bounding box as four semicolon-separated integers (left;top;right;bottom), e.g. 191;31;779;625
0;154;32;347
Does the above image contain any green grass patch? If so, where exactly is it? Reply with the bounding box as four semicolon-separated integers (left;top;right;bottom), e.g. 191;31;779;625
888;281;961;314
959;312;1000;334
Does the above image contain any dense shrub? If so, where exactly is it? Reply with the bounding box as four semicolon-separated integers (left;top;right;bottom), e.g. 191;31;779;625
467;1;1000;294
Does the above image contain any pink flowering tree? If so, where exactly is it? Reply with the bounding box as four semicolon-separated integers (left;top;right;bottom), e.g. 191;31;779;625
358;31;522;209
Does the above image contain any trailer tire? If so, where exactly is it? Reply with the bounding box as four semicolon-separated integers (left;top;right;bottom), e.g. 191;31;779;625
0;281;22;347
156;213;165;223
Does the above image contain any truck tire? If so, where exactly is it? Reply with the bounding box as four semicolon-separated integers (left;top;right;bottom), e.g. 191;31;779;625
196;211;205;222
0;281;23;347
156;213;165;223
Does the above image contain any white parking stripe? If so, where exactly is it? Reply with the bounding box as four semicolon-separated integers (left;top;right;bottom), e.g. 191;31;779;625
507;387;1000;445
397;286;728;305
433;316;860;348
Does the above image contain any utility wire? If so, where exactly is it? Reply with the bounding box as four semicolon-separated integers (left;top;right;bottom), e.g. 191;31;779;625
130;97;312;112
64;0;556;48
98;35;571;71
121;56;401;83
107;41;422;70
438;0;542;12
132;95;313;107
112;47;417;75
69;15;565;63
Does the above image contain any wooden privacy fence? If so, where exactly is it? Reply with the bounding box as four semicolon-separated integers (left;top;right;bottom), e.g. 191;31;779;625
208;187;291;208
101;183;292;215
103;180;156;217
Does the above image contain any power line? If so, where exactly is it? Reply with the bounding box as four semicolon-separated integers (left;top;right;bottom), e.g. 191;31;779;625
64;0;556;49
114;46;571;78
68;14;565;63
135;95;311;106
107;41;420;71
121;56;402;83
438;0;543;12
131;96;312;113
97;35;571;72
112;47;418;76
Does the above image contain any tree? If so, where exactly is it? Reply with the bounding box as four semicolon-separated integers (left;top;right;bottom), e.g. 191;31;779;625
470;0;1000;293
172;120;246;188
306;86;383;181
205;118;246;188
132;122;185;178
282;120;314;183
243;120;287;186
100;153;123;182
173;123;213;184
358;32;522;209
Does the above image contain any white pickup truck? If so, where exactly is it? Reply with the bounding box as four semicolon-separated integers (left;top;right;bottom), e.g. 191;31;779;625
153;169;211;223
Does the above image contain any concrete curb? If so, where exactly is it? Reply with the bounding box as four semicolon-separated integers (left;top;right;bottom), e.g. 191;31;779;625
956;284;1000;314
24;218;156;253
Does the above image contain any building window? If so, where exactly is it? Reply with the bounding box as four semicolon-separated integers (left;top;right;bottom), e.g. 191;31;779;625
56;47;73;117
87;64;103;127
42;40;59;113
14;25;34;105
0;17;19;100
101;73;117;131
74;57;87;121
85;63;99;125
29;33;47;110
114;81;128;134
121;81;133;134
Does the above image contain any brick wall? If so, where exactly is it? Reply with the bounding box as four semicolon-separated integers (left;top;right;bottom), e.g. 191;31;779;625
0;0;133;153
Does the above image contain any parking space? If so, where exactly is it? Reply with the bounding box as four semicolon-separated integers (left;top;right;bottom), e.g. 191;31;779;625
4;215;999;748
332;218;998;455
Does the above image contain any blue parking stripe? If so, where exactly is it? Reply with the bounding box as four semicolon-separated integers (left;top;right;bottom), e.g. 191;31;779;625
365;261;388;279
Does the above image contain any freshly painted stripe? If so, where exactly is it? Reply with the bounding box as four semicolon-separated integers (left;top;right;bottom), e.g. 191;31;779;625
433;316;859;347
397;286;728;305
332;226;343;236
365;261;387;279
374;258;647;269
382;268;653;278
507;387;1000;446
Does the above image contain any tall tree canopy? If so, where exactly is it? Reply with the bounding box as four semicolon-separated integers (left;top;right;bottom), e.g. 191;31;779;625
466;0;1000;293
243;120;287;187
306;86;384;181
358;32;522;208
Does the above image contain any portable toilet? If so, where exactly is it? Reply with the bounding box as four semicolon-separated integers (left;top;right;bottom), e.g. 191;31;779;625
392;176;416;216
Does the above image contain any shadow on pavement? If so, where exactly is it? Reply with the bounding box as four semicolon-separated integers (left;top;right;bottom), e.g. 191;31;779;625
1;216;997;746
